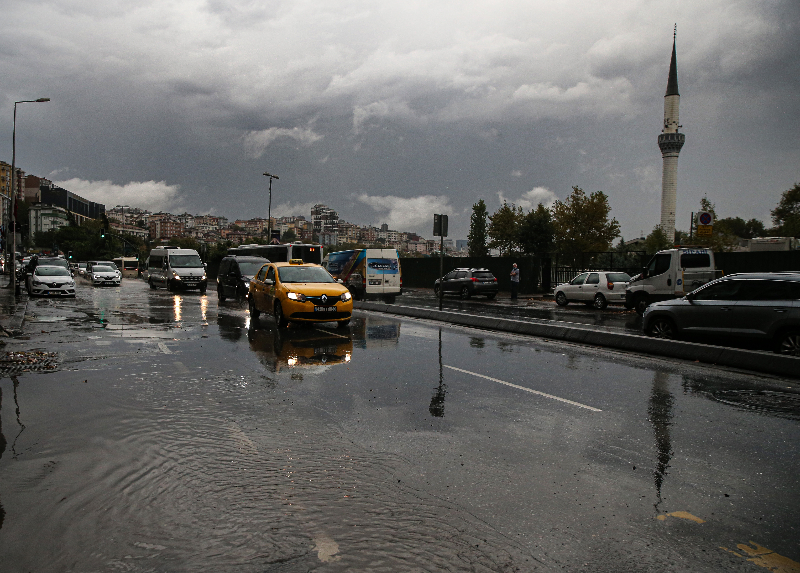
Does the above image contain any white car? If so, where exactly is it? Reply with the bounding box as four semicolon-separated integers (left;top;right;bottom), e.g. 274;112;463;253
554;271;631;309
89;265;121;286
29;265;76;297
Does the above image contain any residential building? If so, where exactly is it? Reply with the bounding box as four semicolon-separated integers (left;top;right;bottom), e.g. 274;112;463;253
311;204;339;235
149;217;184;240
29;204;70;234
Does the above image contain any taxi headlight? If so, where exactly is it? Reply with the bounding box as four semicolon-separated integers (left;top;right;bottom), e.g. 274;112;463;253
287;292;307;302
341;292;352;302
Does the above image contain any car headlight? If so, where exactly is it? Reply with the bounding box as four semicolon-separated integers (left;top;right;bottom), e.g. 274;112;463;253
341;292;352;302
172;272;181;280
286;292;307;302
202;274;207;280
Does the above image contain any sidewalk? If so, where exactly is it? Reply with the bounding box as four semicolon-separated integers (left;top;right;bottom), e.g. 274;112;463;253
0;275;28;336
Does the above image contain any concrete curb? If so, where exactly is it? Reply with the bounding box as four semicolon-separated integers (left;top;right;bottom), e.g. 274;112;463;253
354;301;800;379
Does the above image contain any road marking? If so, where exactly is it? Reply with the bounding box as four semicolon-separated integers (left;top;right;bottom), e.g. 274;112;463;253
721;542;800;572
656;511;705;523
444;365;602;412
158;342;172;354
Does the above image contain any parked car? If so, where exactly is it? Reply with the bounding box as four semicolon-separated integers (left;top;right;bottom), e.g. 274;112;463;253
88;264;122;286
555;271;631;309
433;268;498;300
217;255;270;303
28;265;76;297
248;260;353;328
642;272;800;355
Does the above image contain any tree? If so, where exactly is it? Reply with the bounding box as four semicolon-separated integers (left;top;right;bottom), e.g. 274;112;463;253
517;203;554;255
771;182;800;238
281;229;297;242
550;186;620;262
643;225;673;254
715;217;766;239
467;199;489;257
487;201;522;256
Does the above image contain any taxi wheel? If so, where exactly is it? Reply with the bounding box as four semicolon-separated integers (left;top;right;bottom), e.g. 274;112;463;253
274;302;289;328
249;297;260;320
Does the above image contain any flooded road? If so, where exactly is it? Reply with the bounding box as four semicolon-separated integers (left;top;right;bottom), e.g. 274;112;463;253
0;280;798;572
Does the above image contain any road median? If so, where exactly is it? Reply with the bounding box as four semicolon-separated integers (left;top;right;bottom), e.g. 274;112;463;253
354;301;800;379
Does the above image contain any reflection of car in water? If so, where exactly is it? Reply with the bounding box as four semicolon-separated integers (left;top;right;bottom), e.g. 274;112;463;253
247;324;353;372
349;315;401;349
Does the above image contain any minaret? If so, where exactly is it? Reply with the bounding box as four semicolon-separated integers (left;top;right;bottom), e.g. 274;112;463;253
658;27;685;242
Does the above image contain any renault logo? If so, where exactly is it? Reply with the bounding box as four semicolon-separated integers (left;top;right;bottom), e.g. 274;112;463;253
321;294;328;303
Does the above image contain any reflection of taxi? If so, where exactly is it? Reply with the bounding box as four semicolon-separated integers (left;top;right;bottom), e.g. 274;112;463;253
249;260;353;328
247;324;353;372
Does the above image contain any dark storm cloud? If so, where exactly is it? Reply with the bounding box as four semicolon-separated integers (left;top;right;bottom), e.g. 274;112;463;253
1;0;798;239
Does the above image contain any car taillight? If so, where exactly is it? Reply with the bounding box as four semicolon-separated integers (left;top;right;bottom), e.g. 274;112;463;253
471;277;478;282
607;281;614;290
362;277;366;286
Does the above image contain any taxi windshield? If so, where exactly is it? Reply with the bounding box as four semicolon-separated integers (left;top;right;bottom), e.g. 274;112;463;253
278;266;335;283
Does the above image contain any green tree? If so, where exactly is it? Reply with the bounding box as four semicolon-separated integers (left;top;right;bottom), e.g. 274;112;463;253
550;186;620;262
517;203;554;255
487;201;522;256
467;199;489;257
643;225;673;254
281;229;297;242
771;182;800;238
715;217;766;239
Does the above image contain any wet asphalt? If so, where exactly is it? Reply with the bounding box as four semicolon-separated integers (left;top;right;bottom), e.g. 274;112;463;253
0;279;798;572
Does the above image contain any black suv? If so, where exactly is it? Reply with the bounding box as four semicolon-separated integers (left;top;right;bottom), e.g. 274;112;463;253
217;255;269;303
434;268;499;300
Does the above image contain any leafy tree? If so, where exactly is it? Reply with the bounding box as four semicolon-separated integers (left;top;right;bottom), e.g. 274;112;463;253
771;182;800;238
468;199;489;257
715;217;766;239
517;203;554;255
281;229;297;242
698;196;717;221
487;201;522;256
643;225;673;254
550;186;620;262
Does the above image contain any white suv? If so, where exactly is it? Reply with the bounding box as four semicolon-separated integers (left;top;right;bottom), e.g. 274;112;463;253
555;271;631;309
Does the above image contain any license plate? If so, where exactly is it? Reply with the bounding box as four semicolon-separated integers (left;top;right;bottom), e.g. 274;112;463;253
314;306;335;312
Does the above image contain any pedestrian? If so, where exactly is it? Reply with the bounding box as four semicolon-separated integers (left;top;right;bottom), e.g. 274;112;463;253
510;262;519;300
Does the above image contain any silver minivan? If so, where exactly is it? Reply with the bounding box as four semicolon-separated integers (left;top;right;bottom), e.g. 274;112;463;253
643;272;800;355
146;247;208;293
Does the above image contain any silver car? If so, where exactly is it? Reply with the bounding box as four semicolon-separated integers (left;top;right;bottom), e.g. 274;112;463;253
554;271;631;309
642;272;800;355
29;265;76;297
89;265;122;286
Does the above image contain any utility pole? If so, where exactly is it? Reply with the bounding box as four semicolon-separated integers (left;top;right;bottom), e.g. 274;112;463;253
263;172;279;243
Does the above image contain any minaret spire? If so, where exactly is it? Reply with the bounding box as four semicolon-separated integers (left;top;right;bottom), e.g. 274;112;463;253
658;26;685;243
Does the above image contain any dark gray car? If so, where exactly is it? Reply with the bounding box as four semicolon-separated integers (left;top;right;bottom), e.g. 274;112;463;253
217;255;270;303
642;272;800;355
434;268;499;300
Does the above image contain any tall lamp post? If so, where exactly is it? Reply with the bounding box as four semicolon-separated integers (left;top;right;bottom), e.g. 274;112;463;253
263;171;279;242
7;97;50;291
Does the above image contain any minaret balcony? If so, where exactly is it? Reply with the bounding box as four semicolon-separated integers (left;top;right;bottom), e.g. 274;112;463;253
658;132;685;154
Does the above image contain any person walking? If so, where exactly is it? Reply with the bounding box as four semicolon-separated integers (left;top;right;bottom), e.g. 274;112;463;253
510;262;519;300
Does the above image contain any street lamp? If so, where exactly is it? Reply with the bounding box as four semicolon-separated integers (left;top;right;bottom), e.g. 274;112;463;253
119;205;129;255
263;171;279;243
7;97;50;291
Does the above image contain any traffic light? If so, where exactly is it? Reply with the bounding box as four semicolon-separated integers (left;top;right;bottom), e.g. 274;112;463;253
68;251;73;259
100;230;105;238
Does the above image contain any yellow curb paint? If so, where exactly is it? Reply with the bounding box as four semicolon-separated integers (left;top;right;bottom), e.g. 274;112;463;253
655;511;706;523
720;542;800;573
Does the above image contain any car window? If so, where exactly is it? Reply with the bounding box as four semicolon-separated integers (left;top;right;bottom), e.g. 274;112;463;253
570;273;589;285
237;261;266;276
647;253;672;277
737;280;800;301
473;271;495;279
219;260;230;275
455;271;467;279
266;267;276;282
606;272;631;282
93;266;115;272
169;254;203;268
681;253;711;268
692;280;742;301
585;273;600;285
256;266;268;281
444;271;457;280
35;266;70;276
278;266;335;283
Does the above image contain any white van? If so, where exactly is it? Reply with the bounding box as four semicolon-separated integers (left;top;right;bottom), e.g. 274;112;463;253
146;246;208;293
323;248;402;303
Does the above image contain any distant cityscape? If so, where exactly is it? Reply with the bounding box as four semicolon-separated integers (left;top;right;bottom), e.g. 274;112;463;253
1;162;467;256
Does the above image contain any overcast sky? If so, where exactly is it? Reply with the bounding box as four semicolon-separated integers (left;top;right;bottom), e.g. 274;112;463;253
2;0;798;241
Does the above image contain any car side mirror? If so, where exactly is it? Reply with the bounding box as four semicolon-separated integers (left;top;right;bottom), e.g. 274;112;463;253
641;267;648;279
337;278;344;284
264;279;274;286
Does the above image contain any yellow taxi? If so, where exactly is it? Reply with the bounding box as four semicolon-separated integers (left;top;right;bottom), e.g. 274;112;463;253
248;260;353;328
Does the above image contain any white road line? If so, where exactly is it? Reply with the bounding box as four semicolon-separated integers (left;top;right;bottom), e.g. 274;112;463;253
158;342;172;354
444;365;602;412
